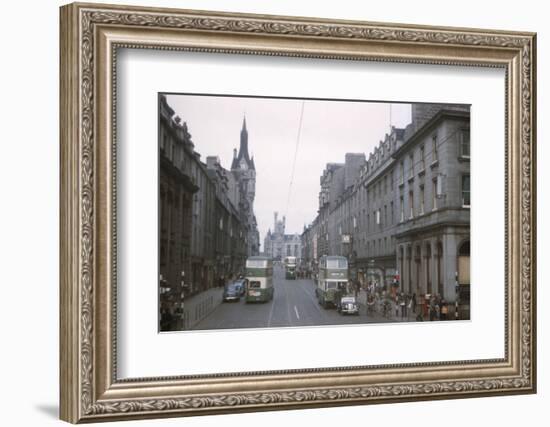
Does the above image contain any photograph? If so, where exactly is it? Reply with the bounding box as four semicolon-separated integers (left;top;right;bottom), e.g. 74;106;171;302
158;94;471;332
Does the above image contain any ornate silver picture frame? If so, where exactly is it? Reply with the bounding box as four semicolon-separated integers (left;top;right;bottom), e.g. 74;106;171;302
60;2;536;423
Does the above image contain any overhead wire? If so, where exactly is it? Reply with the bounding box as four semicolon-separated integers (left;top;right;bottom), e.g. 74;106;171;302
284;101;306;220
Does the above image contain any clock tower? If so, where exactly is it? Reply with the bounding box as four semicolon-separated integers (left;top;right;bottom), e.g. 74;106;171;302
231;116;259;256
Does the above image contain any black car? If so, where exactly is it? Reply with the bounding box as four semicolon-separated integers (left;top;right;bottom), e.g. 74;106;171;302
222;283;241;302
232;279;247;296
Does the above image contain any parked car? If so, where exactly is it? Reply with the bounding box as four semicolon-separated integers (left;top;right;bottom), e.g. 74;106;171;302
337;295;359;315
222;283;242;302
232;279;247;296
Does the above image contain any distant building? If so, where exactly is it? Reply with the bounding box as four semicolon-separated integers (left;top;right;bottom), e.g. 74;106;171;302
264;212;302;261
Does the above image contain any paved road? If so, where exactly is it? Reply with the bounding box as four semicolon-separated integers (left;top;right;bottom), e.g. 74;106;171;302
192;265;394;331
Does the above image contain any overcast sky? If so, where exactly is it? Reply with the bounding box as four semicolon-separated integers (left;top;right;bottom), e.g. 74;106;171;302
166;94;411;250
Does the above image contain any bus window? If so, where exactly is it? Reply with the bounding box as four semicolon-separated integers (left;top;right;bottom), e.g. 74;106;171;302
247;259;267;268
249;280;261;288
327;259;348;269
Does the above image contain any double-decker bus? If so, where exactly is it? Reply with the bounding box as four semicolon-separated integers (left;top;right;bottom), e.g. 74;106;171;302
315;255;348;308
284;256;297;279
245;256;274;303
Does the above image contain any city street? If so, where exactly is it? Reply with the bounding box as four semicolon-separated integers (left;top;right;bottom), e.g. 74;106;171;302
192;265;400;330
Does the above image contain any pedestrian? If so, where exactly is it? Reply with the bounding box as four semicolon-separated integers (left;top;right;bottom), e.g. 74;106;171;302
160;306;174;331
395;295;400;317
400;293;407;319
440;299;448;320
411;292;417;313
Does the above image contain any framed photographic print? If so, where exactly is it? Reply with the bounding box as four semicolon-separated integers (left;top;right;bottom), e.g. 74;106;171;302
60;2;537;423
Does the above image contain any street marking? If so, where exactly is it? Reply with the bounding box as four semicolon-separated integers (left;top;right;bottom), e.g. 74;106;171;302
267;289;276;327
294;305;300;319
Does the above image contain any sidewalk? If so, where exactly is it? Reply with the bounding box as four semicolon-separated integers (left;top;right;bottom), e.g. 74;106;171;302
176;286;224;330
355;290;417;323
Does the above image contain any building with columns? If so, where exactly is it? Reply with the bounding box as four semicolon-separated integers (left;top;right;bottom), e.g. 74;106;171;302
302;103;470;318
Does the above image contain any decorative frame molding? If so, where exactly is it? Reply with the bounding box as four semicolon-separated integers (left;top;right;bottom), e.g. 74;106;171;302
60;2;536;423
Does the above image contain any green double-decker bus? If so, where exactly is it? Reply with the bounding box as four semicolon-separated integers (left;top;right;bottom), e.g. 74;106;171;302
316;255;348;308
284;256;297;279
245;256;274;303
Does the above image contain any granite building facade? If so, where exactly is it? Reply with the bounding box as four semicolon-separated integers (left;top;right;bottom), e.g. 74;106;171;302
159;95;259;322
301;103;470;316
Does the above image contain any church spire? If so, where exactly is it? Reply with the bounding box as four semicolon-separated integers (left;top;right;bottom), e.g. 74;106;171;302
232;115;254;170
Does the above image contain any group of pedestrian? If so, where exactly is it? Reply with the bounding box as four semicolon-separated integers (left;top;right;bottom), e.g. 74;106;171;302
426;294;449;321
359;281;451;322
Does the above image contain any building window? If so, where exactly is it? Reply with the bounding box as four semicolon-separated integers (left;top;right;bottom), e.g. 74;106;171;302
376;209;380;225
384;205;387;227
420;145;425;171
409;153;414;178
400;196;404;222
366;214;369;232
419;185;425;215
462;174;471;207
432;134;438;163
460;129;470;157
400;161;405;184
432;179;437;210
390;201;394;224
390;171;394;189
353;216;357;229
409;190;414;219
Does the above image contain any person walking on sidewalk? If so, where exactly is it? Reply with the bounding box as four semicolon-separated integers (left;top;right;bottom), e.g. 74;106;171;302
400;293;407;319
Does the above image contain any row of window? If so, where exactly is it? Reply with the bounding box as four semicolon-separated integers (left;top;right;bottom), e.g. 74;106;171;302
398;174;470;222
337;174;470;240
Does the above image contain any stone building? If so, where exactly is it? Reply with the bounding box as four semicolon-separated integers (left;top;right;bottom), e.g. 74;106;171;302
264;212;302;261
302;103;470;317
206;156;248;282
231;117;260;257
159;96;199;309
159;96;255;325
393;105;470;315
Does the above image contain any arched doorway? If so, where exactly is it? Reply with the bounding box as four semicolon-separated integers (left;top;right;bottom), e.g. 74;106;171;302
406;245;412;293
425;242;432;295
458;240;470;287
437;241;443;296
399;246;404;291
457;240;471;319
415;245;421;293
